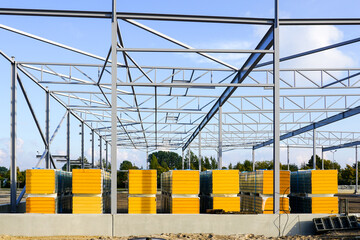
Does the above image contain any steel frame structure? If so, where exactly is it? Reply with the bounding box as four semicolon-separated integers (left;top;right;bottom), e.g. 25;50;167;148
2;0;360;214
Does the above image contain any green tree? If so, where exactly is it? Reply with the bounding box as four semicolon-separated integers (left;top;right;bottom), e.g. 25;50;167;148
148;151;182;170
228;163;233;169
301;155;340;170
149;155;168;188
339;164;356;185
118;160;139;188
255;160;273;170
281;163;298;171
62;157;89;171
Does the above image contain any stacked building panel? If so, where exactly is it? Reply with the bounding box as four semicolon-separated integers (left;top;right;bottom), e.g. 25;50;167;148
128;170;157;214
239;170;290;214
290;170;338;214
161;170;199;214
72;169;110;214
26;169;72;213
200;170;240;213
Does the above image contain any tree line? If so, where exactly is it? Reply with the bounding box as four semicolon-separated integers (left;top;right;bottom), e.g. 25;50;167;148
0;151;358;188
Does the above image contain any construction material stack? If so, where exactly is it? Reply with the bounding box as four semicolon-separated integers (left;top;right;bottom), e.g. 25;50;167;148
161;170;199;214
26;169;72;213
72;169;110;214
239;170;290;214
128;169;157;214
200;170;240;213
290;170;338;214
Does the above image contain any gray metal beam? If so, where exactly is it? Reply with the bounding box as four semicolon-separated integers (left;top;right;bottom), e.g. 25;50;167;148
17;75;47;146
45;90;50;169
67;111;70;172
254;106;360;150
322;140;360;152
198;131;201;172
10;57;17;213
256;36;360;68
116;48;273;53
273;0;280;215
313;128;316;169
110;0;118;215
1;8;360;25
218;106;222;169
81;121;84;169
356;146;358;194
91;130;95;168
99;137;103;169
182;26;274;151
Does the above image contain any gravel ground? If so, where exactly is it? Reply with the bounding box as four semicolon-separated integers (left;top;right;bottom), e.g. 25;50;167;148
0;234;321;240
1;230;360;240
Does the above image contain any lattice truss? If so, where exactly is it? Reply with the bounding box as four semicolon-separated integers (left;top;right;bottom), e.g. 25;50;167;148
1;8;360;153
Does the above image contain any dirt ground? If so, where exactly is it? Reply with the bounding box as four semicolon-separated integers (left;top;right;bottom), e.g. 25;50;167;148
2;230;360;240
0;233;323;240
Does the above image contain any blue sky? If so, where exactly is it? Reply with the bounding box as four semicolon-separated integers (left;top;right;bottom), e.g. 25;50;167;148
0;0;360;170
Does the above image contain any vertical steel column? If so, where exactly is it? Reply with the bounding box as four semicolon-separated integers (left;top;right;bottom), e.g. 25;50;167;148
322;146;324;170
287;145;290;171
81;121;84;169
273;0;280;214
355;146;358;194
198;131;202;171
10;57;17;213
218;106;222;169
91;130;95;168
146;148;149;170
182;150;184;170
45;89;50;169
110;0;118;215
155;86;157;149
105;141;109;171
66;111;70;172
252;148;255;171
188;144;191;170
99;137;103;169
313;128;316;169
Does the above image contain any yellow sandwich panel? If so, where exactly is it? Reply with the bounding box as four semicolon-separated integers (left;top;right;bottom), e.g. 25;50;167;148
26;197;56;214
172;170;199;195
311;170;338;194
171;197;199;214
213;197;240;212
26;169;56;194
128;170;157;195
262;171;290;195
212;170;239;194
72;196;102;214
263;197;290;214
311;197;338;214
72;169;102;194
128;196;156;214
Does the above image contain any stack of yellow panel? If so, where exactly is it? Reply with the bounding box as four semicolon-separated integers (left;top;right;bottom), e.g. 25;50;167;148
240;194;289;214
239;170;290;214
128;170;157;214
239;170;290;195
26;169;72;214
72;169;110;214
200;170;240;213
161;170;199;214
290;170;338;214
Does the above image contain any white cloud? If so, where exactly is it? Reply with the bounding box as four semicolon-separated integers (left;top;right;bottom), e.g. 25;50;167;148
279;25;356;69
116;149;146;169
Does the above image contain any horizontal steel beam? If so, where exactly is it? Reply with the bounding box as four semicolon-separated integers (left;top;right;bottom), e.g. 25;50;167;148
116;48;274;53
1;9;359;25
253;105;360;150
323;141;360;152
